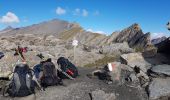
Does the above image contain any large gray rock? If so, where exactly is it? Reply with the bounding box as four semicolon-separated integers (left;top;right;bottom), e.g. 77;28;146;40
91;90;116;100
142;46;157;58
149;78;170;100
150;64;170;77
99;42;134;55
120;53;151;72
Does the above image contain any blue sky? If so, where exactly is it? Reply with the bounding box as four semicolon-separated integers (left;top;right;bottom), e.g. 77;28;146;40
0;0;170;38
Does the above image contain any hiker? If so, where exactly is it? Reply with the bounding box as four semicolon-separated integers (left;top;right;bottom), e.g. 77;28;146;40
87;62;121;84
57;57;78;79
3;61;41;97
40;58;63;89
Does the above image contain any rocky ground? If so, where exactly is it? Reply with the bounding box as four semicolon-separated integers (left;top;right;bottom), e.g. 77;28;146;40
0;19;170;100
0;67;148;100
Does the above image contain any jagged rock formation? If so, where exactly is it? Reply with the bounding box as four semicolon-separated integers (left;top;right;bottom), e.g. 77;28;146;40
114;24;152;49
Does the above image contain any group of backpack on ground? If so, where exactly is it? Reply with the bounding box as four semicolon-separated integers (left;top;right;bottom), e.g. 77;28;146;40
1;46;78;98
0;46;149;98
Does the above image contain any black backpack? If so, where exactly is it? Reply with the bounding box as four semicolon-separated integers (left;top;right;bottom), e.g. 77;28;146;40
40;61;59;88
6;64;35;97
57;57;78;79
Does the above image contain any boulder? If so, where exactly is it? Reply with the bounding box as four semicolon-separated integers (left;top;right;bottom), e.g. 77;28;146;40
128;73;139;82
120;53;151;73
91;90;116;100
142;45;157;58
99;42;134;55
150;64;170;77
148;78;170;100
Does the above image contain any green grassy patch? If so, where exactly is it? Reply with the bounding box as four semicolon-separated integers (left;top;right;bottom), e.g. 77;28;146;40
84;56;116;67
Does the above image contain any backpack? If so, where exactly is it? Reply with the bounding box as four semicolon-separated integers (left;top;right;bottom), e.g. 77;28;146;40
6;64;35;97
57;57;78;79
40;61;59;88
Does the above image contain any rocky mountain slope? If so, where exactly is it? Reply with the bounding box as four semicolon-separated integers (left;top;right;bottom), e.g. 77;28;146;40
0;19;153;50
1;19;170;100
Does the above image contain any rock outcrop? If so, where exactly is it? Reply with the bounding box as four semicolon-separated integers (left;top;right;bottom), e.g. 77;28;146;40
99;42;134;56
120;53;151;72
148;78;170;100
150;64;170;77
156;37;170;55
114;24;152;49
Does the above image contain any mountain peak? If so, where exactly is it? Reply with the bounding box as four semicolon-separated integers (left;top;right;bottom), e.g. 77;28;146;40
2;26;13;31
129;23;141;31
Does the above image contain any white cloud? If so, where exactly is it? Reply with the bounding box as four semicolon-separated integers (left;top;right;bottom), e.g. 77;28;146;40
56;7;66;15
73;8;80;15
0;12;20;24
82;9;88;17
73;8;88;17
87;28;106;34
151;33;169;39
94;10;99;16
75;8;80;13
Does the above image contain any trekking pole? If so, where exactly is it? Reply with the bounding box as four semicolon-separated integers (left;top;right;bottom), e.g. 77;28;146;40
58;64;75;80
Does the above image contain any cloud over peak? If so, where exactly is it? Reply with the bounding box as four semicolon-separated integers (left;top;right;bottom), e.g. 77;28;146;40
87;28;106;34
0;12;20;24
73;8;88;17
151;32;169;39
56;7;66;15
82;9;88;17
